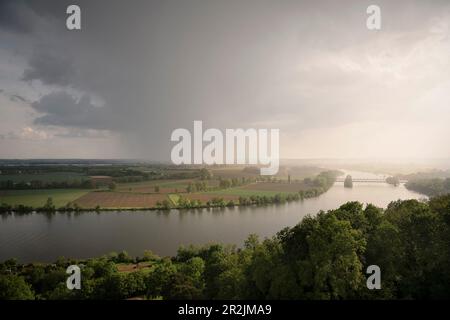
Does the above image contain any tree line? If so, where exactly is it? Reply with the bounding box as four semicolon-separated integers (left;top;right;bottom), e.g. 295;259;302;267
405;178;450;197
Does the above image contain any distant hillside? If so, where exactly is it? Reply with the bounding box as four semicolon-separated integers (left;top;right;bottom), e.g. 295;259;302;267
399;170;450;180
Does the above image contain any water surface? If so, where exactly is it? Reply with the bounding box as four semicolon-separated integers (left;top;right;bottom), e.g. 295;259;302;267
0;171;425;262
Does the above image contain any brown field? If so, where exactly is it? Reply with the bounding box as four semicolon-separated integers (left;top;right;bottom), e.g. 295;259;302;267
74;191;169;208
211;167;260;178
241;182;308;192
120;187;186;194
117;262;152;273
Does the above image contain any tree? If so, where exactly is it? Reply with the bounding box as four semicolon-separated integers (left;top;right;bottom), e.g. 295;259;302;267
219;179;232;189
279;212;366;299
0;275;34;300
161;200;171;210
123;271;147;298
384;199;448;298
81;179;95;189
178;257;205;293
344;175;353;188
199;168;212;180
109;182;117;191
146;259;177;298
154;185;160;193
117;251;133;263
386;176;400;186
95;273;125;299
43;197;56;212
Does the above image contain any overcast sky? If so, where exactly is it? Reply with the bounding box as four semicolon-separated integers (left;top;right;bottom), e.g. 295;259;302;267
0;0;449;160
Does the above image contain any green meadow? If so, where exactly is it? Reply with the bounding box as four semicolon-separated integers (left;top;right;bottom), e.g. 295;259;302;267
0;189;89;207
204;188;297;197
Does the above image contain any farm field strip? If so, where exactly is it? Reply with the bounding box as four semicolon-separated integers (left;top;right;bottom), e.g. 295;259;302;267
116;179;221;194
74;191;169;208
239;182;309;193
184;193;240;202
116;179;193;193
203;185;301;197
0;189;90;207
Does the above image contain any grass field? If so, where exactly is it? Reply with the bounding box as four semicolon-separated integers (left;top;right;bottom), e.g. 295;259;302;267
204;187;297;197
184;193;240;202
0;189;89;207
240;182;308;193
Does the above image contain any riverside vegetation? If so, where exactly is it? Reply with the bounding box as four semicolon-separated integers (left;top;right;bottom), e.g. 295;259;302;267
405;178;450;197
1;194;449;300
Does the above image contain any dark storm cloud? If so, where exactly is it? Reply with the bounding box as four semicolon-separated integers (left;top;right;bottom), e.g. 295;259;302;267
31;91;106;128
0;0;35;33
10;94;27;103
22;52;75;86
0;89;28;103
1;0;450;159
4;0;291;159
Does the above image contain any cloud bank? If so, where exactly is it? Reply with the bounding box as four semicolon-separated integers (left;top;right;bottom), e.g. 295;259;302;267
0;0;449;160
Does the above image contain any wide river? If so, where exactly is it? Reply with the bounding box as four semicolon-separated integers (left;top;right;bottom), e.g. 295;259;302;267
0;171;425;263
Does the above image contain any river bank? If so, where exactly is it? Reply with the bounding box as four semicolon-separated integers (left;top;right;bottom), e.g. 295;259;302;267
0;171;425;263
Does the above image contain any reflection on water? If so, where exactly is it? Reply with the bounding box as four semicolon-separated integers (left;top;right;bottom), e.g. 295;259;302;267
0;171;426;263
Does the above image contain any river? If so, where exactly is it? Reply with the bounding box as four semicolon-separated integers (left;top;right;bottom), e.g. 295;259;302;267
0;171;425;263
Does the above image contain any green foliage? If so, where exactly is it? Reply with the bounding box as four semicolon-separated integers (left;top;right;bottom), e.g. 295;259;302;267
344;175;353;188
199;168;212;180
386;176;400;186
406;178;450;197
0;274;34;300
155;199;171;210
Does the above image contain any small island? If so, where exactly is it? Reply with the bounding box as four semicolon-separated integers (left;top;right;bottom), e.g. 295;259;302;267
344;175;353;188
386;176;400;186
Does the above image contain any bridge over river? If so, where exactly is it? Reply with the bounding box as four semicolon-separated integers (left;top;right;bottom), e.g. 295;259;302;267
335;178;408;183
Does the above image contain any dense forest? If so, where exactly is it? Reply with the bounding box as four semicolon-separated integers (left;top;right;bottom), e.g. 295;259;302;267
405;178;450;197
1;194;449;300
